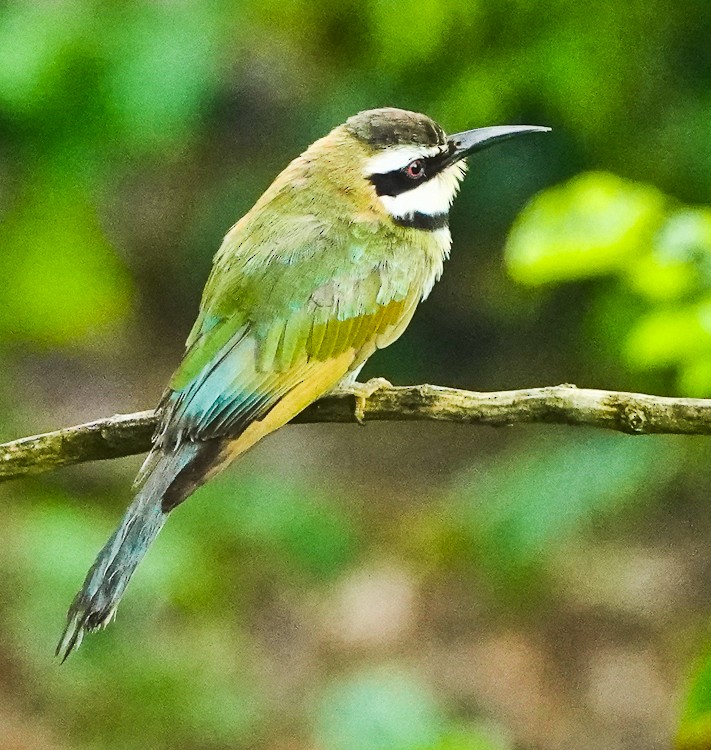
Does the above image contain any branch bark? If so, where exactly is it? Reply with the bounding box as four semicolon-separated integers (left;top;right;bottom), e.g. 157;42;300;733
2;383;711;482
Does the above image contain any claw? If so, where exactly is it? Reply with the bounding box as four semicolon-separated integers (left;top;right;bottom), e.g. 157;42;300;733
335;377;392;424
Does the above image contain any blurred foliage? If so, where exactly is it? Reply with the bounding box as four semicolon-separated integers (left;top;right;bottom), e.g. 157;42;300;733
314;667;443;750
678;648;711;750
0;181;132;345
415;431;684;597
507;172;711;395
2;1;711;749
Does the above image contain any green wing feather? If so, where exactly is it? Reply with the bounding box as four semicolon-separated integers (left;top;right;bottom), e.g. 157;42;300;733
157;206;435;448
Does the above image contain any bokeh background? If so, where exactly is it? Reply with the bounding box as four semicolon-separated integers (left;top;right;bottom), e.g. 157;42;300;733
2;1;711;749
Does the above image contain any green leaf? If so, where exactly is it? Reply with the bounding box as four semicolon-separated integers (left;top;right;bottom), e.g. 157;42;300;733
624;301;711;371
656;209;711;263
627;208;711;301
505;172;666;285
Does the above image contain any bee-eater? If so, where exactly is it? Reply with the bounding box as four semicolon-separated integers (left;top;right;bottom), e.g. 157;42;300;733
57;108;548;659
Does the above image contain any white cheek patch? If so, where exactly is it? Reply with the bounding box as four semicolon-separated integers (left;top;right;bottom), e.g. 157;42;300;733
364;144;444;175
379;162;467;219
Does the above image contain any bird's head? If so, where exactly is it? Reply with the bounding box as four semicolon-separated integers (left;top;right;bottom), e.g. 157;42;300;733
245;108;548;237
336;107;549;229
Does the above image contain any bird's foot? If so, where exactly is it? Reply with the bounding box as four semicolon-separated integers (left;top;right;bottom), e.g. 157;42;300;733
332;377;392;424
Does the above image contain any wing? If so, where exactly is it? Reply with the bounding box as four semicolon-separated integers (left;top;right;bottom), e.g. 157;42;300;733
155;213;427;459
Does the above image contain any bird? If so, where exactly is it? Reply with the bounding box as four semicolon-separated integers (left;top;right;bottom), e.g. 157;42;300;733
56;107;549;660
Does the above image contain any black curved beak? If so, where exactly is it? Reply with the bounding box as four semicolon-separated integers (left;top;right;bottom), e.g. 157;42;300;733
446;125;551;164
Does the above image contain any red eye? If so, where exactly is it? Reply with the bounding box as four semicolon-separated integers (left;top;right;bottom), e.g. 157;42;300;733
405;159;425;179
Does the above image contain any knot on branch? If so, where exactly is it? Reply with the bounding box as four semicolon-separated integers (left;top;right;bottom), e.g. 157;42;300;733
618;403;648;434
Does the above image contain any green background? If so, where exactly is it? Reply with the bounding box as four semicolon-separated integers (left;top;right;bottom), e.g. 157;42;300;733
2;1;711;748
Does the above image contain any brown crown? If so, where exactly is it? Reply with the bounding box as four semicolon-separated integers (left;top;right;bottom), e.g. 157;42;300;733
345;108;446;150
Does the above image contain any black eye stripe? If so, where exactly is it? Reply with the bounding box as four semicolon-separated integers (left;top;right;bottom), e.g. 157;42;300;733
369;171;418;197
369;150;453;197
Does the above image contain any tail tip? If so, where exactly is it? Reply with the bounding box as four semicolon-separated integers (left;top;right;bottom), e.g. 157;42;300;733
56;612;84;663
56;602;117;663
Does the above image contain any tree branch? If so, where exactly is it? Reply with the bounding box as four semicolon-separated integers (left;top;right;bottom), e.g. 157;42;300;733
2;383;711;482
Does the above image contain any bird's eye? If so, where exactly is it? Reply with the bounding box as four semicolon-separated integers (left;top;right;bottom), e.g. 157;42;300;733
405;159;425;179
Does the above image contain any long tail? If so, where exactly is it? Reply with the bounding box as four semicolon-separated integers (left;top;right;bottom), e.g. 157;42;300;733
56;441;218;661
